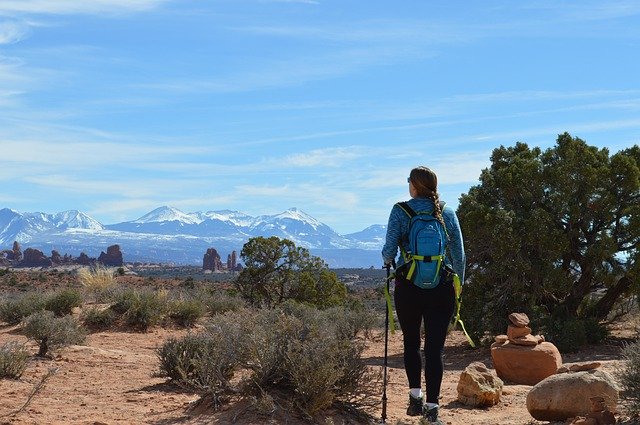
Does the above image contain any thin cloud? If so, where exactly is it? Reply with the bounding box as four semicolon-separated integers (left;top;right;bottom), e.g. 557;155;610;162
0;20;29;44
0;0;169;16
281;147;368;168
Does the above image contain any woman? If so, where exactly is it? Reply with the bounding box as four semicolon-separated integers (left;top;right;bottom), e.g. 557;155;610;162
382;166;465;424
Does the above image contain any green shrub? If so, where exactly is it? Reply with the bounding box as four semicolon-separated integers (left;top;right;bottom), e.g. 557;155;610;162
202;290;245;315
0;292;47;325
45;288;83;316
542;316;588;353
169;299;205;327
157;306;372;417
82;306;117;330
111;288;167;331
0;341;29;379
22;310;86;357
583;317;609;344
617;340;640;416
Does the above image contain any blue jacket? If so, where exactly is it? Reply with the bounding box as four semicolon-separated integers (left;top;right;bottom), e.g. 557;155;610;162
382;197;466;283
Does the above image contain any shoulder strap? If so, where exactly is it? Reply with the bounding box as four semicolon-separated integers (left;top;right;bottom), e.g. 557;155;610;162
398;201;446;219
396;202;416;218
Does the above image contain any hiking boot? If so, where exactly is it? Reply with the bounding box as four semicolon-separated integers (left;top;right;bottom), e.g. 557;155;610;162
406;394;424;416
423;405;445;424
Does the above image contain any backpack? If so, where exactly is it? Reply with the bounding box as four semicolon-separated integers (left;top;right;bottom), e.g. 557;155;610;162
396;201;447;289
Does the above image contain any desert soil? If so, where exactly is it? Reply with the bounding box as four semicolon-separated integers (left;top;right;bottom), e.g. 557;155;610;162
0;316;633;425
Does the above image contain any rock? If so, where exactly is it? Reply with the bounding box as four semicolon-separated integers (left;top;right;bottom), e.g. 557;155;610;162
226;250;238;270
508;312;530;327
507;325;532;339
77;252;93;266
98;244;123;267
51;250;63;264
457;361;503;407
526;369;620;421
568;417;597;425
203;248;223;271
491;341;562;385
18;248;52;267
12;241;22;261
510;334;539;346
495;335;508;344
570;362;602;372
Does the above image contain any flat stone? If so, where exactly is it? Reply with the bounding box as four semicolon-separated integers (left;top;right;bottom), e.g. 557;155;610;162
508;312;530;327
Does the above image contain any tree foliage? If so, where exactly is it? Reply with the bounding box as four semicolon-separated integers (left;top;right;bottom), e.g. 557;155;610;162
458;133;639;339
234;236;347;308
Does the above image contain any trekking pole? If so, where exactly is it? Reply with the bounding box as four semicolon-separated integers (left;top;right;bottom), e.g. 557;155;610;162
381;264;391;424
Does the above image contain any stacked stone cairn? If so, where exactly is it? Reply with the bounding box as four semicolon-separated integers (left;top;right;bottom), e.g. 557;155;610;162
491;312;562;385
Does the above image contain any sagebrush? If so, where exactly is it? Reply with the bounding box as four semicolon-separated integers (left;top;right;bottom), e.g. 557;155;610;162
617;339;640;416
22;310;86;357
0;341;29;379
157;304;374;417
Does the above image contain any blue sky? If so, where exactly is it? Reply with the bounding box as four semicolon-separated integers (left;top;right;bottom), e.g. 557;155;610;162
1;1;639;234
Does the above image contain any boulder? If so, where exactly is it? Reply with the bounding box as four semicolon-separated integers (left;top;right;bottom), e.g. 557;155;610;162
526;370;620;422
457;362;503;407
491;341;562;385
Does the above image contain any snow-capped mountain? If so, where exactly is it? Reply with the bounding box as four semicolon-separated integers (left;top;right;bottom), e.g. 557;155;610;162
0;206;386;267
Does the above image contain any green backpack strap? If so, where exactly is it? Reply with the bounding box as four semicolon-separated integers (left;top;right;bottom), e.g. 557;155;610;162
449;273;476;347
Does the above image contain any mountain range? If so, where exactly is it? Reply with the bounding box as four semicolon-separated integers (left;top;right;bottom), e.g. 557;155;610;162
0;206;387;268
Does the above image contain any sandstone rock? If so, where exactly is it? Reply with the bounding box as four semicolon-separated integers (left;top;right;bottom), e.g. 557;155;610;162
508;312;530;327
526;369;620;421
98;244;123;267
491;341;562;385
510;334;539;346
203;248;223;271
495;335;508;344
507;325;532;339
457;361;503;407
77;252;93;266
51;250;62;264
570;362;602;372
12;241;22;261
18;248;52;267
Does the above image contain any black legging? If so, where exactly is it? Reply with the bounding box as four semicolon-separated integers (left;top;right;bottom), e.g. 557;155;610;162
394;277;455;404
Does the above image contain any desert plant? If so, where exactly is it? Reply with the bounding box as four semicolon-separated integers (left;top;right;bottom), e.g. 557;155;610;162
617;340;640;416
82;306;117;330
0;292;47;325
202;289;246;315
22;310;86;357
111;288;167;331
44;288;83;316
78;266;116;301
0;341;29;379
157;305;372;417
169;298;205;327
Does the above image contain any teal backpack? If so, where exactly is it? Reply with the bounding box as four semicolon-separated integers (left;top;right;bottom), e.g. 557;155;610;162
396;201;447;289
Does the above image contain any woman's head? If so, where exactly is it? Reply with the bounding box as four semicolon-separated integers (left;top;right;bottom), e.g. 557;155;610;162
408;166;438;199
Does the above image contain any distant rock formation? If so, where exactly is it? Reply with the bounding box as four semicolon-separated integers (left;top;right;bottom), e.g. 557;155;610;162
227;250;237;270
77;252;93;266
19;248;53;268
203;248;223;271
98;244;123;267
12;241;22;261
0;240;127;268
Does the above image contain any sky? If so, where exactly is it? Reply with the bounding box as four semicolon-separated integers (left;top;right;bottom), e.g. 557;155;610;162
1;1;639;234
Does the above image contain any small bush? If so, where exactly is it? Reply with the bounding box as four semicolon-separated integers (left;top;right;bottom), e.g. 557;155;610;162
45;289;83;316
543;316;588;353
111;288;167;331
0;292;47;325
202;290;245;315
23;310;86;357
82;306;117;330
617;340;640;416
169;299;205;327
0;341;29;379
